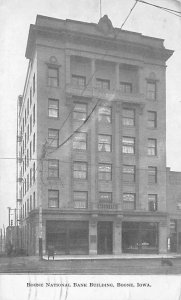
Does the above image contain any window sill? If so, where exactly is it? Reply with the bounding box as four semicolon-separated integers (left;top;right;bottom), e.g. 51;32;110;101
48;117;60;120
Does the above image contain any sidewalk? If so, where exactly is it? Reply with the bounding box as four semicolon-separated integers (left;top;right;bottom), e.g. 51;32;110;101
43;253;180;260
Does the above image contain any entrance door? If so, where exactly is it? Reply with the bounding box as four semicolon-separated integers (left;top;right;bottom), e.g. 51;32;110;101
97;222;113;254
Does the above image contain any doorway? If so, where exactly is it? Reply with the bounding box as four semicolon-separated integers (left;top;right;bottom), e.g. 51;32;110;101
97;221;113;254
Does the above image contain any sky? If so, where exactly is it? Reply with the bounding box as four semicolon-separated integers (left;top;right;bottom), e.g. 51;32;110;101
0;0;181;229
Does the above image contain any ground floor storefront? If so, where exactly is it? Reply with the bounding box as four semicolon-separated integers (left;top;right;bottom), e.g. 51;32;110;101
21;211;168;256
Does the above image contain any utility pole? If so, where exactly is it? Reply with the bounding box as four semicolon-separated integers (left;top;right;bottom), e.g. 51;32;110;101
7;207;11;227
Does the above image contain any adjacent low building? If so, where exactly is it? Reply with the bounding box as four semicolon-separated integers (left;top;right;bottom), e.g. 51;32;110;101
16;14;174;255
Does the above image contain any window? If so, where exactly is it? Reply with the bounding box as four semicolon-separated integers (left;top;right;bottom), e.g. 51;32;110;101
73;191;88;209
120;82;132;93
30;88;32;106
33;104;35;125
27;99;29;116
73;132;87;150
48;67;59;87
98;134;112;152
123;193;135;210
123;165;135;182
48;160;59;178
98;106;112;123
148;111;157;128
33;192;36;208
33;74;35;95
148;194;158;211
33;133;35;153
122;109;135;126
48;129;59;148
148;139;157;156
99;192;112;203
98;164;112;180
148;166;157;184
147;82;156;100
72;74;86;87
73;103;87;121
48;190;59;208
122;137;135;154
73;162;87;179
96;78;110;90
33;162;36;183
30;115;32;134
48;99;59;118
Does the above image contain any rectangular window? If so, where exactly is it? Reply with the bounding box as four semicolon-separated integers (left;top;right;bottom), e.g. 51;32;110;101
99;192;112;203
48;99;59;118
73;162;87;179
48;129;59;148
98;164;112;181
122;108;135;126
73;103;87;121
48;159;59;178
148;166;157;184
73;191;88;209
48;190;59;208
48;67;59;87
120;82;132;93
30;115;32;134
73;132;87;150
122;137;135;154
33;104;35;125
98;134;112;152
72;74;86;87
123;165;135;183
148;194;158;211
148;111;157;128
30;88;32;106
33;74;35;95
147;82;156;100
148;139;157;156
123;193;136;210
96;78;110;90
33;133;35;153
98;106;112;123
33;191;36;208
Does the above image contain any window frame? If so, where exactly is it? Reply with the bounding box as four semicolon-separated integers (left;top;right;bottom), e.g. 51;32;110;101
48;128;59;148
123;165;135;183
48;98;59;119
73;191;88;209
48;159;59;178
123;193;136;210
148;111;157;128
119;82;132;93
122;136;135;154
98;106;112;124
148;138;157;156
48;189;59;208
147;81;156;100
148;166;157;184
148;194;158;211
73;102;87;122
96;78;110;90
98;163;112;181
73;132;87;151
98;134;112;152
122;108;135;127
48;66;59;87
71;74;86;88
99;192;112;203
73;161;88;180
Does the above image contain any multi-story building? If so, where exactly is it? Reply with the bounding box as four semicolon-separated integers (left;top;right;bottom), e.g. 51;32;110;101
16;14;173;255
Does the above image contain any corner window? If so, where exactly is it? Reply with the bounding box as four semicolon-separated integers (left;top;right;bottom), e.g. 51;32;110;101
98;134;112;152
73;132;87;150
148;139;157;156
48;190;59;208
73;103;87;121
123;193;136;210
148;111;157;128
73;162;87;179
122;137;135;154
147;82;156;100
48;129;59;148
148;194;157;211
98;106;112;123
72;74;86;87
73;191;88;209
48;99;59;118
48;67;59;87
48;160;59;178
120;82;132;93
122;109;135;126
98;164;112;181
